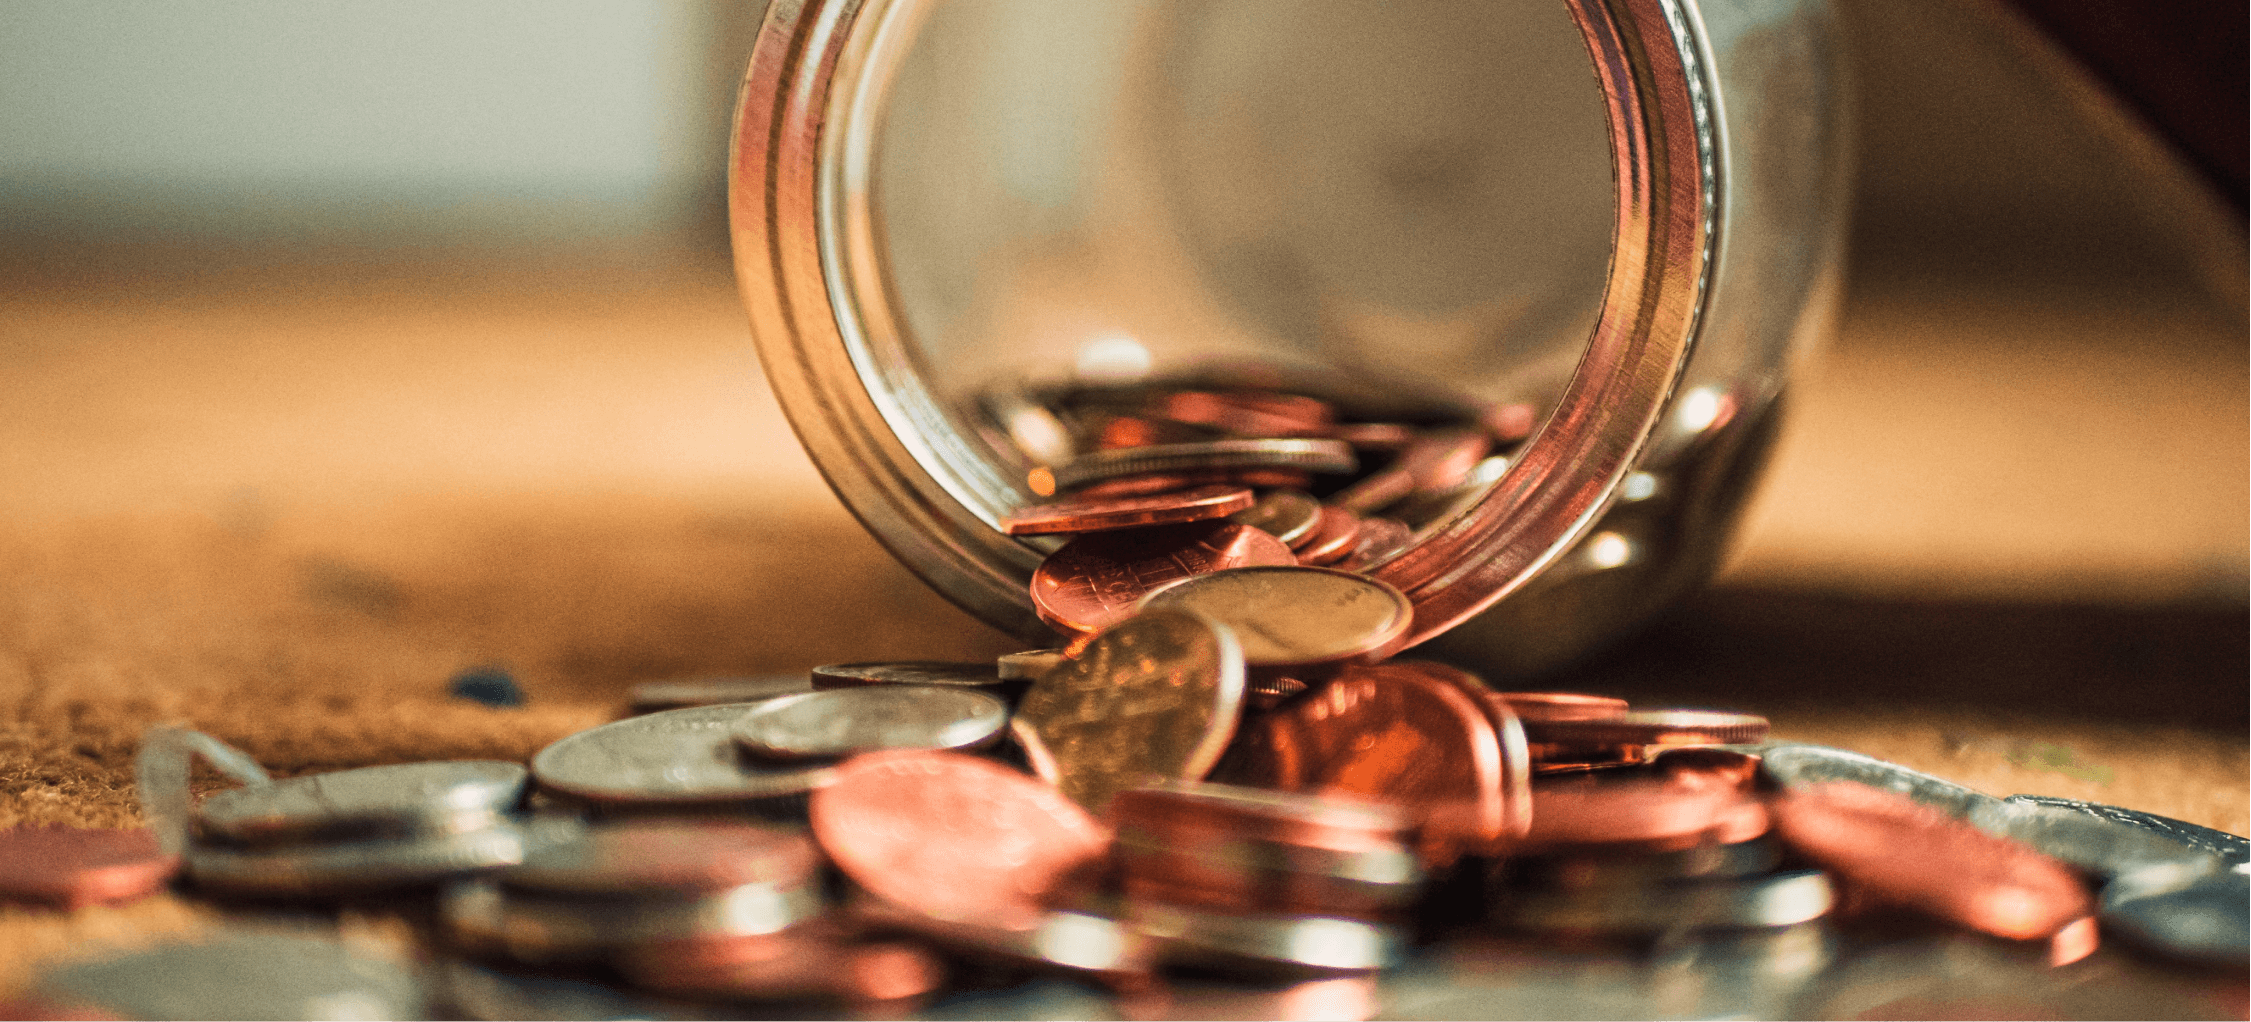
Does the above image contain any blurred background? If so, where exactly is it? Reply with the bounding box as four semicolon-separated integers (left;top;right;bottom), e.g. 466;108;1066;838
0;0;2241;845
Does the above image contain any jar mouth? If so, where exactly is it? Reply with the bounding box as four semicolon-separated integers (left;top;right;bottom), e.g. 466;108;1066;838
733;0;1720;648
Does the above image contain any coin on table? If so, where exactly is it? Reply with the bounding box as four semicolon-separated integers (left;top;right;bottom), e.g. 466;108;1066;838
1522;775;1770;851
1491;691;1631;722
0;827;177;909
500;819;820;897
996;649;1066;682
1294;505;1362;564
1002;485;1256;536
1048;439;1356;490
1130;902;1403;972
531;704;837;805
1767;780;2093;940
2099;863;2248;966
732;686;1009;761
1504;834;1785;890
1965;798;2224;881
1013;609;1247;813
1519;710;1770;749
1111;782;1423;916
810;750;1113;931
1137;566;1413;671
32;932;428;1022
1336;516;1414;571
1999;794;2249;869
1756;743;1998;819
195;760;528;845
1031;521;1295;637
628;674;813;713
811;661;1008;690
1494;869;1834;935
1228;489;1323;547
186;819;548;895
1220;661;1512;860
852;895;1151;978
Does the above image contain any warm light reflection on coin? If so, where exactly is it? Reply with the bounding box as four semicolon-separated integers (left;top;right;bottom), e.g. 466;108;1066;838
1491;691;1631;722
732;686;1009;760
1137;566;1412;670
1228;489;1323;547
1013;610;1247;813
1031;521;1294;636
530;705;836;804
1002;485;1256;536
0;827;177;909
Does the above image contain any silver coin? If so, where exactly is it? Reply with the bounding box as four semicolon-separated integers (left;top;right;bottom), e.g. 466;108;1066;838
810;661;1007;690
187;819;551;895
853;895;1150;976
34;931;426;1021
1228;489;1322;546
1131;902;1402;972
1052;439;1357;489
2002;793;2250;869
530;704;838;804
2100;865;2249;966
1755;743;1999;818
196;760;527;845
443;876;826;962
1967;798;2224;881
628;675;813;713
996;649;1066;682
732;686;1009;760
1494;869;1834;935
500;819;819;897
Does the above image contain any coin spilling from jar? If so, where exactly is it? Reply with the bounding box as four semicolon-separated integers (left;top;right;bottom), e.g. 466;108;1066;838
8;388;2238;1020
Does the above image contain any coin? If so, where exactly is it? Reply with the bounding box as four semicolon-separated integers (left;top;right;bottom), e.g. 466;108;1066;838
195;760;528;845
1150;391;1335;437
2099;864;2248;966
1330;428;1490;514
1068;468;1313;499
186;819;543;894
1228;489;1323;547
1503;835;1784;890
810;661;1007;690
1090;414;1227;450
1050;439;1356;490
1519;710;1770;748
1030;521;1295;637
0;827;176;909
1130;902;1403;972
443;874;826;960
852;896;1151;977
1220;661;1512;860
617;926;943;1004
32;932;427;1022
1294;506;1362;564
1373;662;1533;835
628;674;813;713
1522;776;1769;852
1767;781;2093;940
1757;743;1998;819
500;819;819;896
1002;485;1257;536
732;686;1009;760
134;725;272;855
531;705;838;805
996;649;1067;682
2000;794;2250;869
1136;567;1413;671
1490;691;1631;722
1494;870;1834;934
810;750;1113;931
1336;516;1414;571
1013;609;1247;812
1112;783;1422;917
1328;422;1417;450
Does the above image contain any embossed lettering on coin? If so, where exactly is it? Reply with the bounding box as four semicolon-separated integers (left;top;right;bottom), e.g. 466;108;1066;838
1031;521;1294;637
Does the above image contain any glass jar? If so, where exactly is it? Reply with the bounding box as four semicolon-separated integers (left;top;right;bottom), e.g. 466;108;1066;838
730;0;1848;678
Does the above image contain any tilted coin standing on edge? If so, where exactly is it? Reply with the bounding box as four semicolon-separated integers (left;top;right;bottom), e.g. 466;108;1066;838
0;827;178;909
1136;566;1414;671
1754;743;1999;819
186;819;556;896
731;686;1009;760
531;704;838;805
1011;609;1247;814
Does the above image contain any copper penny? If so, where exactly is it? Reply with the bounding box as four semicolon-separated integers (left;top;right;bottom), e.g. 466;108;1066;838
1031;521;1294;637
1219;661;1511;861
500;819;819;897
1492;691;1631;722
1331;428;1491;514
1768;780;2094;940
1136;566;1413;671
0;827;177;909
1327;422;1417;451
1153;391;1333;437
1228;489;1322;547
1111;784;1420;917
1370;662;1533;837
1002;485;1255;536
810;750;1113;931
1479;402;1540;443
1521;775;1769;852
1090;415;1224;450
1052;439;1356;491
1294;505;1362;564
1519;709;1770;748
1335;516;1413;571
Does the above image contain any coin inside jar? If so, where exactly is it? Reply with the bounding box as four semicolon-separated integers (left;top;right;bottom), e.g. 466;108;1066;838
1048;438;1356;491
1136;566;1413;671
810;661;1008;690
194;760;529;845
732;686;1009;761
1030;521;1295;637
1227;489;1323;546
531;704;838;805
499;819;820;897
1012;609;1246;813
1001;484;1256;535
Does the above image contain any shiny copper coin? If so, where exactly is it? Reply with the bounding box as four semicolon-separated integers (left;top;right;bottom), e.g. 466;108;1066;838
1328;422;1417;450
1768;780;2094;940
1137;566;1413;671
1219;661;1511;861
1090;414;1223;450
0;827;177;909
1491;691;1630;722
1002;485;1255;536
1652;746;1763;790
618;926;943;1004
1068;468;1313;499
1375;662;1533;839
1013;609;1246;813
1051;439;1355;491
1518;709;1769;747
1294;505;1362;564
1335;516;1413;571
810;661;1005;690
1111;785;1421;917
810;750;1112;931
1152;391;1333;437
1228;489;1322;547
1331;427;1491;514
1521;775;1769;852
1031;520;1294;636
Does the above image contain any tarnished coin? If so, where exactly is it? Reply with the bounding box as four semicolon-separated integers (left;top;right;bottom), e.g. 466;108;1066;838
2001;794;2250;869
196;760;528;845
1519;710;1769;748
187;819;549;895
1757;743;1999;819
1220;662;1512;860
1003;485;1256;536
1131;902;1403;972
531;705;837;805
810;661;1007;690
1768;781;2093;940
1031;521;1296;637
501;819;819;897
996;649;1066;682
1495;870;1834;935
1228;489;1323;547
1294;506;1363;564
32;932;427;1022
1491;691;1631;722
2100;864;2248;966
0;827;177;909
1049;439;1356;490
1137;567;1413;671
1013;610;1247;813
732;686;1009;760
629;674;813;713
810;750;1112;931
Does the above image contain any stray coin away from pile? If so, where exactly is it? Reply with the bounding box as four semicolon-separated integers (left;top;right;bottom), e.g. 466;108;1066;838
9;382;2243;1020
